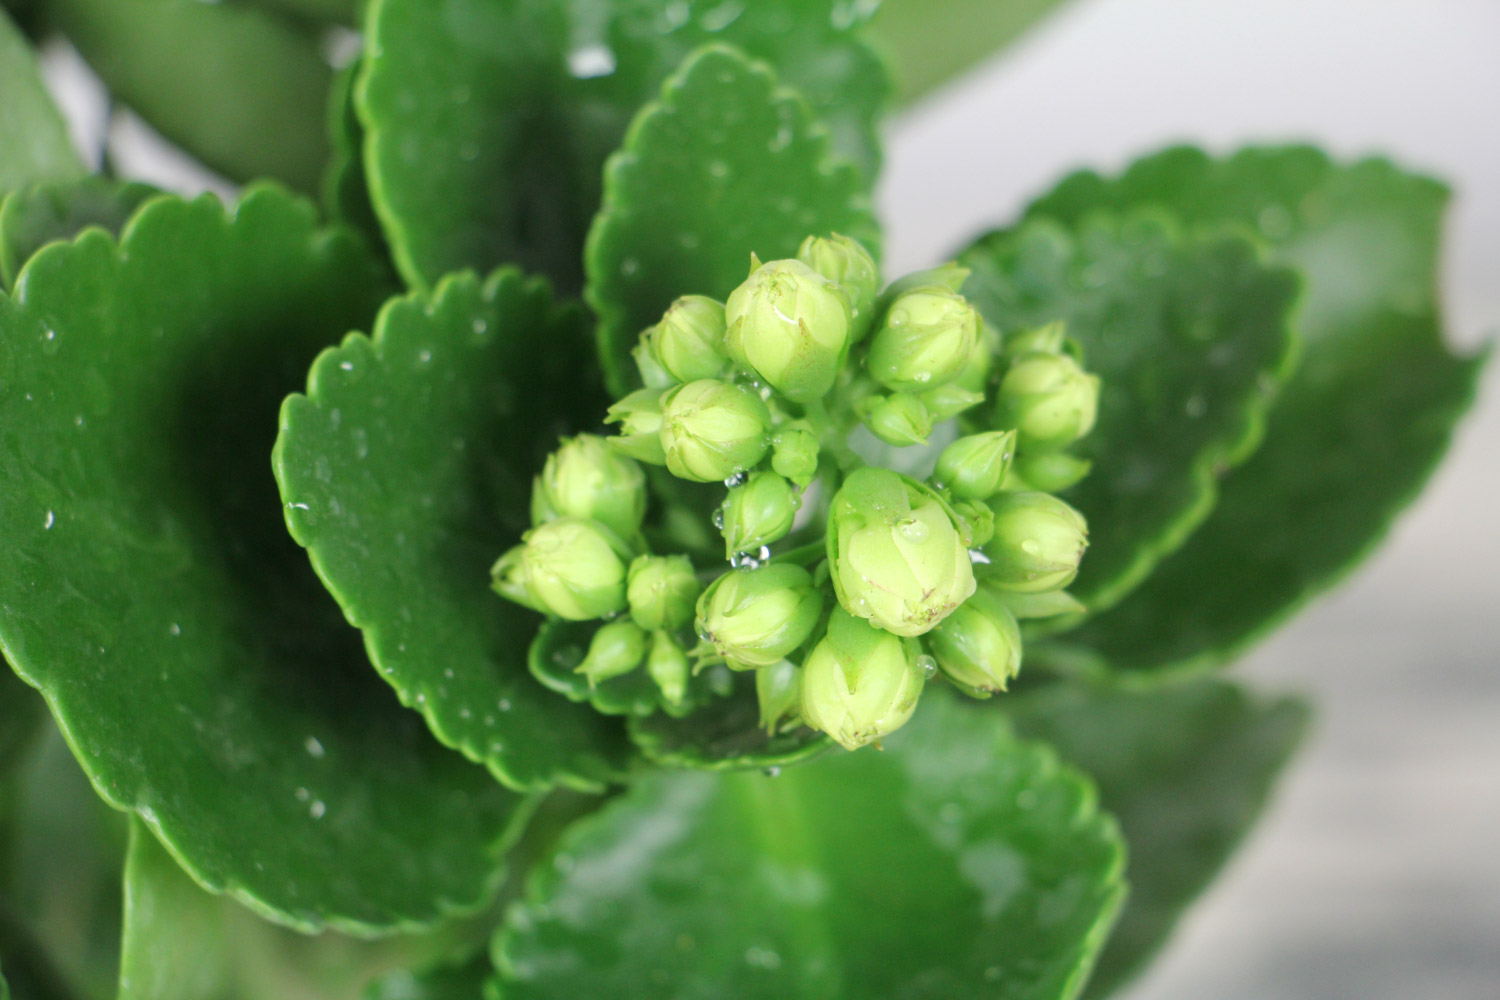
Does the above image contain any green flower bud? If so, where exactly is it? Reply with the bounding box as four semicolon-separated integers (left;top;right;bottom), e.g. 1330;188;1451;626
695;564;822;669
798;233;879;340
800;609;925;750
647;630;692;708
856;392;931;447
952;320;1000;394
918;382;985;423
574;619;647;686
648;295;729;382
724;257;851;402
1002;321;1066;360
927;588;1021;695
981;491;1088;593
531;434;647;537
631;334;674;389
658;379;772;482
995;352;1101;450
952;501;995;549
934;430;1017;501
720;471;800;559
827;468;976;636
490;544;542;612
996;588;1086;620
770;424;820;486
866;287;980;391
626;554;699;631
605;388;667;465
1007;450;1092;493
755;659;802;734
518;517;632;620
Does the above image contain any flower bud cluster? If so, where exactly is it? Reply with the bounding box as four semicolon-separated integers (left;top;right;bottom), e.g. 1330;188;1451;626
493;235;1102;750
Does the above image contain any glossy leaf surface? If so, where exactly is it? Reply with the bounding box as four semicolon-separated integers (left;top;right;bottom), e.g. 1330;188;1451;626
0;9;84;192
961;215;1297;615
1028;147;1487;673
275;269;633;792
494;693;1125;1000
0;176;156;288
588;45;879;394
0;188;524;931
1008;679;1309;998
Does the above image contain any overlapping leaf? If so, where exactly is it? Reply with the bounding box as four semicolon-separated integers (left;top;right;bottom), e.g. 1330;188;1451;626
1007;679;1308;998
358;0;886;290
493;693;1125;1000
0;187;526;931
588;44;880;394
960;214;1297;616
0;9;83;192
0;176;157;288
1027;147;1487;674
275;268;634;792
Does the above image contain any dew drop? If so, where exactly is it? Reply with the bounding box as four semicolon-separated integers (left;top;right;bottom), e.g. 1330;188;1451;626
417;349;432;364
917;654;938;679
339;360;354;372
567;43;617;79
1020;540;1041;557
42;510;54;530
472;317;488;335
763;766;781;778
897;518;929;542
1185;394;1207;418
168;622;180;636
712;507;726;529
708;160;730;179
723;471;749;488
304;736;325;758
620;257;639;276
309;800;327;819
498;698;512;711
294;787;311;802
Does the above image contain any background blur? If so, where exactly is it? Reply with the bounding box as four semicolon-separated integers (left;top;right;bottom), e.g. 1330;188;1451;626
37;1;1500;997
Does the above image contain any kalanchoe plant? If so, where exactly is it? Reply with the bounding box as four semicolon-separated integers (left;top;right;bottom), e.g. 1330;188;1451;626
0;2;1487;999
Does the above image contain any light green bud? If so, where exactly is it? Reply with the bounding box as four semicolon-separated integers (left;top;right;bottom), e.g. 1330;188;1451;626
605;388;667;465
927;588;1021;695
1007;450;1092;493
855;392;931;447
631;334;675;389
658;378;772;482
695;564;822;669
720;471;800;559
647;630;692;708
918;382;985;423
1002;321;1066;359
724;257;851;402
952;320;1000;394
649;295;729;383
518;517;632;620
800;609;925;750
934;430;1017;501
997;588;1086;620
755;659;802;734
995;352;1100;450
490;544;542;612
798;233;879;341
952;501;995;549
866;287;980;391
982;491;1088;593
770;424;820;486
574;619;647;686
827;468;976;636
626;554;699;631
531;434;647;537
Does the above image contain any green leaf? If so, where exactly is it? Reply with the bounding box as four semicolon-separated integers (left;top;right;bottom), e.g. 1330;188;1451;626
0;187;526;931
960;214;1297;616
0;176;157;289
119;820;230;1000
0;8;84;191
1007;679;1309;998
358;0;887;291
274;268;633;792
588;44;880;395
323;62;387;262
1027;147;1488;674
493;692;1125;1000
526;620;722;721
364;952;492;1000
0;672;43;779
47;0;332;192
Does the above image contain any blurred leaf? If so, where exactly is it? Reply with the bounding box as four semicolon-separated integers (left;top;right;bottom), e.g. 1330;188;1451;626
493;692;1125;1000
363;952;491;1000
322;62;386;261
0;8;84;190
119;821;230;1000
1027;147;1488;674
0;176;156;288
588;44;879;395
1007;679;1309;998
48;0;332;192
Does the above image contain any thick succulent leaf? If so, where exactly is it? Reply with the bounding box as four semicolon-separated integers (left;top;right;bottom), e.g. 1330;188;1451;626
323;63;386;261
626;671;833;771
275;269;633;792
0;8;83;191
0;176;157;288
1007;679;1309;999
493;692;1125;1000
47;0;331;192
960;214;1297;615
358;0;886;291
365;952;492;1000
1027;147;1488;674
588;44;880;395
0;187;526;931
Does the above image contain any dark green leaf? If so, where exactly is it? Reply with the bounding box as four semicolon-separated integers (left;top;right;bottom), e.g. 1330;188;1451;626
274;269;633;792
0;187;525;931
0;672;43;779
0;176;157;289
358;0;886;291
960;214;1297;616
588;44;880;395
323;62;387;261
47;0;332;192
1007;679;1309;998
0;9;84;191
1028;147;1487;674
493;692;1125;1000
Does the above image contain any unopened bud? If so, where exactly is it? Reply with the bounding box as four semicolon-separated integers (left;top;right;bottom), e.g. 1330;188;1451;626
934;430;1016;501
997;588;1086;620
1007;450;1092;493
725;258;851;402
856;392;931;447
646;630;692;707
631;335;674;389
982;491;1088;593
800;609;925;750
490;544;542;612
951;501;995;548
927;588;1021;695
574;619;647;686
918;382;985;423
516;518;633;620
770;424;820;486
626;554;699;631
649;295;729;383
720;471;800;559
798;233;879;341
1002;321;1066;360
605;388;667;465
695;564;822;669
866;287;979;391
658;378;772;482
995;352;1100;450
755;659;803;734
531;434;647;537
